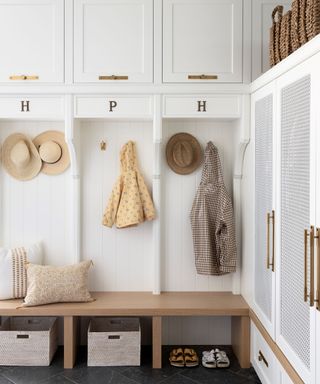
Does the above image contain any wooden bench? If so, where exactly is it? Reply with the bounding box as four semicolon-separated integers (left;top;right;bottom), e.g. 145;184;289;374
0;292;250;369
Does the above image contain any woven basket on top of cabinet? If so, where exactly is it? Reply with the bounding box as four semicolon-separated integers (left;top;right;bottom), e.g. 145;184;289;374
88;317;141;366
306;0;320;40
0;317;58;366
280;10;292;60
270;5;283;66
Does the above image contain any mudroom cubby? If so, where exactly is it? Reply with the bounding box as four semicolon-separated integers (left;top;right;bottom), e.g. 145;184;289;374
0;116;72;265
76;118;154;291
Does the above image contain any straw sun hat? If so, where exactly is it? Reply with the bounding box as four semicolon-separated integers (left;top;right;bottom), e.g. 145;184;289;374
33;130;70;175
2;133;42;181
166;132;203;175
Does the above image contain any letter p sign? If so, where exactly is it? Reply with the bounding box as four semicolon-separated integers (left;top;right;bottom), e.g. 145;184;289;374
109;100;117;112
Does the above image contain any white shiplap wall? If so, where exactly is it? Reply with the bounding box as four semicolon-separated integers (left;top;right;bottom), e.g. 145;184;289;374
79;120;154;291
0;120;72;265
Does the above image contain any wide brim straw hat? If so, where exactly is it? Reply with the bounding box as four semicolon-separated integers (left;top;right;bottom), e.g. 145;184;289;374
166;132;203;175
2;133;42;181
33;130;70;175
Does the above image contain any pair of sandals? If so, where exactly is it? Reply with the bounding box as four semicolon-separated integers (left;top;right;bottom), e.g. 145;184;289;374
202;348;230;369
169;348;199;367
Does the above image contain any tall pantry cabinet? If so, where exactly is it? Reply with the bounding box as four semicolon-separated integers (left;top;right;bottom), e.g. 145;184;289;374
252;53;320;384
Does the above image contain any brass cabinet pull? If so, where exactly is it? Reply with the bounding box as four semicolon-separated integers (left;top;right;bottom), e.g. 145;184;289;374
315;228;320;311
98;75;128;80
304;229;309;302
258;350;269;367
188;74;218;80
267;211;275;271
9;75;39;80
310;226;315;307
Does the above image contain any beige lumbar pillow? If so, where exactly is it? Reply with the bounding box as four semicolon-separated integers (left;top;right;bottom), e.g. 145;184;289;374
23;260;94;307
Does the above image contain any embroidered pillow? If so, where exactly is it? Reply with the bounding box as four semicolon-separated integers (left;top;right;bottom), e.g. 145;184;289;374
23;260;94;307
0;243;43;300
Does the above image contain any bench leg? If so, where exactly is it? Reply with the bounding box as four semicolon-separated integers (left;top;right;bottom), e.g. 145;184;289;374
231;315;251;369
152;316;162;369
64;316;78;369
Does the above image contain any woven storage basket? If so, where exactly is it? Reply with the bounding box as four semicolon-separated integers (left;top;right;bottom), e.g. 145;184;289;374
306;0;320;40
280;10;292;60
299;0;309;44
270;5;283;67
0;317;58;366
88;317;141;366
291;0;301;51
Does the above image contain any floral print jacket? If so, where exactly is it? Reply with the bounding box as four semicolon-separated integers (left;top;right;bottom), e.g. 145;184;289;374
102;141;155;228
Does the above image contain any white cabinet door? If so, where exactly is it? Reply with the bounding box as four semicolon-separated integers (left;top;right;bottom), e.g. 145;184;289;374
251;0;291;81
74;0;153;83
0;0;64;83
252;82;277;338
275;56;317;384
163;0;242;83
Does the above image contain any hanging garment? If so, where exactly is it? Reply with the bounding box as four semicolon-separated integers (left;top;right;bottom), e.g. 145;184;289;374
190;142;236;275
102;141;155;228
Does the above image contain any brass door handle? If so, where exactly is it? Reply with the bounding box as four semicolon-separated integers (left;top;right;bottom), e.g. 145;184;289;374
9;75;39;80
267;210;275;271
98;75;128;80
314;227;320;311
304;229;309;302
258;350;269;367
188;74;218;80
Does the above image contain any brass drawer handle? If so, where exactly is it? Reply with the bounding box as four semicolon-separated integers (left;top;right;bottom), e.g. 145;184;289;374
316;228;320;311
267;211;275;271
258;350;269;367
310;226;315;307
99;75;128;80
188;74;218;80
9;75;39;80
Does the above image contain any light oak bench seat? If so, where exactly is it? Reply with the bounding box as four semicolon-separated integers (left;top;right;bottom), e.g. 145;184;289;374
0;292;250;370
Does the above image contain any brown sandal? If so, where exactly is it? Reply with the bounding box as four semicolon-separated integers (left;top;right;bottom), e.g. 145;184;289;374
184;348;199;367
169;348;185;367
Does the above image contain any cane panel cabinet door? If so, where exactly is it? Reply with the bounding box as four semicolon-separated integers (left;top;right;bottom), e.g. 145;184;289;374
0;0;64;83
163;0;243;83
74;0;153;83
275;55;317;384
252;81;277;338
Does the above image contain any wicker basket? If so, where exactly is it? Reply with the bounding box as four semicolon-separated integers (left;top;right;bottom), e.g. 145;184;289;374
270;5;283;67
299;0;309;44
0;317;58;366
306;0;320;40
88;317;141;366
280;10;292;60
291;0;301;50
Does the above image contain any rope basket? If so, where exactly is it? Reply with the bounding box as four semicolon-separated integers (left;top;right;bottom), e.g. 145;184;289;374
291;0;301;50
299;0;308;44
270;5;283;67
280;10;292;60
306;0;320;40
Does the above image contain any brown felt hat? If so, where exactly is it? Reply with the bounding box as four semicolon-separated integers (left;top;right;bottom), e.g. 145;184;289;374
33;130;70;175
166;133;203;175
2;133;42;181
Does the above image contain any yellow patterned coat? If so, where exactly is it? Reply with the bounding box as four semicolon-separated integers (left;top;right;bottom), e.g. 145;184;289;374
102;141;155;228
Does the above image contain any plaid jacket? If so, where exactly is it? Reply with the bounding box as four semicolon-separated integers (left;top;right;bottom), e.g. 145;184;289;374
190;142;236;275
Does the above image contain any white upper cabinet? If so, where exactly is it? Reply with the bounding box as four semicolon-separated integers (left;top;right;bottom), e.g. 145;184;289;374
163;0;243;83
0;0;64;83
74;0;153;83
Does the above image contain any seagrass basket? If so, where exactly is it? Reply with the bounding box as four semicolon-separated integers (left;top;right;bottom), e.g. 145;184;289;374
299;0;309;44
270;5;283;66
306;0;320;40
280;10;292;60
291;0;301;50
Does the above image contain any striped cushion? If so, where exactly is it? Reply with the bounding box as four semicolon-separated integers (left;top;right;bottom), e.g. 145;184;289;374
0;243;43;300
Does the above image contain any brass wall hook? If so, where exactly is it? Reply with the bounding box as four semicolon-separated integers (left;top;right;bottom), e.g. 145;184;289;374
100;141;107;151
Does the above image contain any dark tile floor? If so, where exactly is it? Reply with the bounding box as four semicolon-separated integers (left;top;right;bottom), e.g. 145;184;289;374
0;346;261;384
